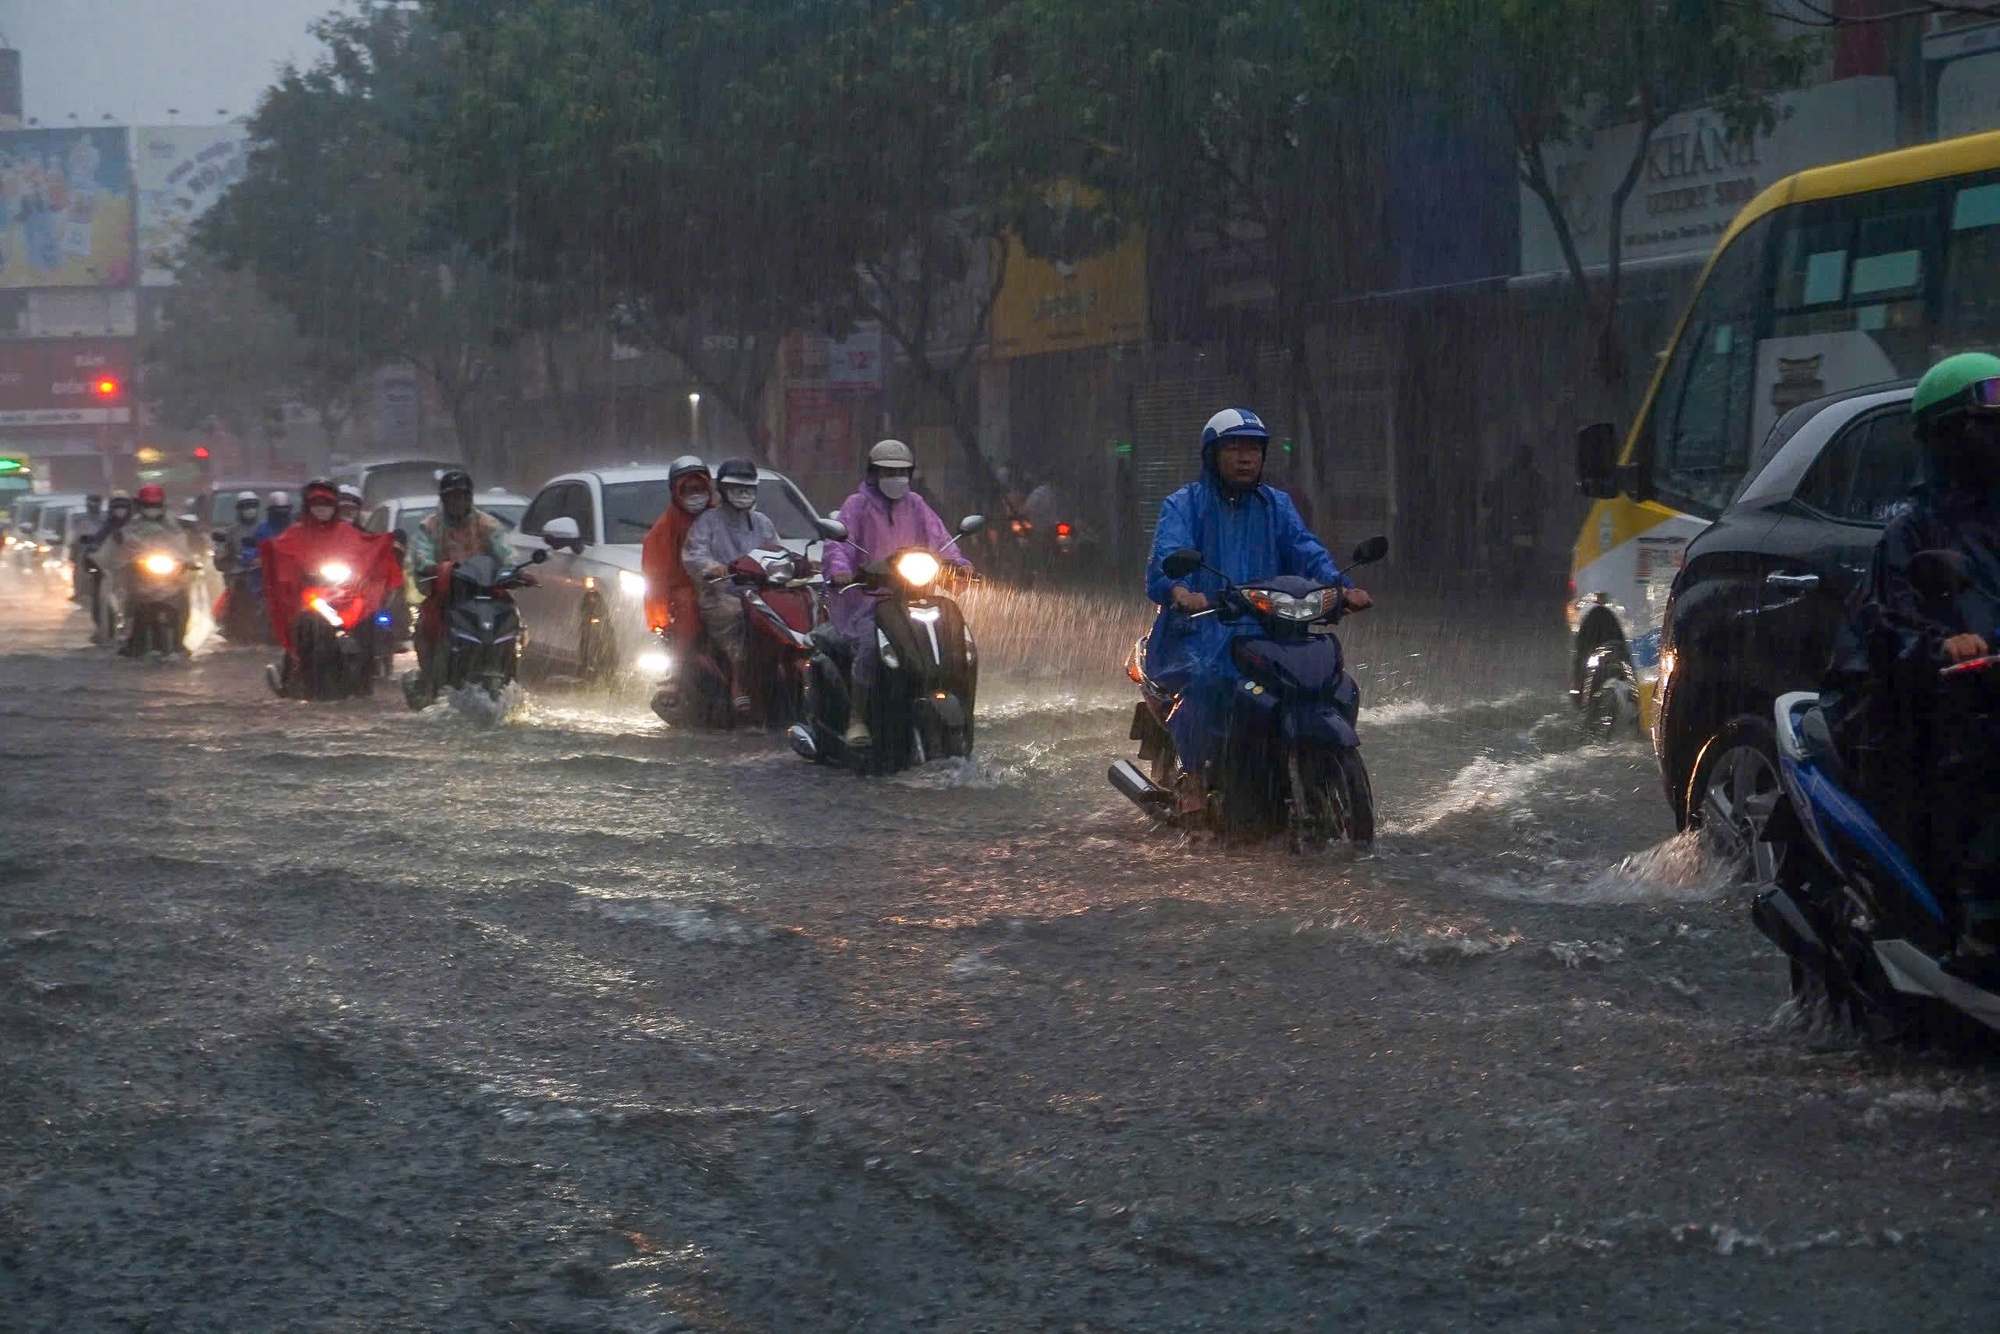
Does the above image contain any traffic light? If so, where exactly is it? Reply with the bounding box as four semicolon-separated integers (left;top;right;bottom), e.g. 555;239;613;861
192;444;212;474
93;376;121;400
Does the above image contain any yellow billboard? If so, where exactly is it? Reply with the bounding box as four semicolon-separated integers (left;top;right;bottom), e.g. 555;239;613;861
990;197;1146;359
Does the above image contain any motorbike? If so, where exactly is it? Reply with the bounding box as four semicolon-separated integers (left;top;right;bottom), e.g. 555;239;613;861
1756;644;2000;1044
788;515;985;774
211;533;270;645
1109;536;1388;852
649;547;826;729
287;556;394;700
401;549;548;709
119;547;196;657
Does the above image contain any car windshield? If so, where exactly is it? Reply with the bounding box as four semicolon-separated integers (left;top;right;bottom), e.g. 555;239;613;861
600;478;820;544
395;501;525;539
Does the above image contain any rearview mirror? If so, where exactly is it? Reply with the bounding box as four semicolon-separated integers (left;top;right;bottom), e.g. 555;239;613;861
1162;548;1204;580
530;547;549;565
540;516;583;551
1910;548;1971;599
957;514;986;536
1577;422;1619;500
816;515;850;542
1349;535;1389;567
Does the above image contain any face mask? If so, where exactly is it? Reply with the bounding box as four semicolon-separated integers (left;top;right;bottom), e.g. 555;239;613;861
140;506;164;522
682;492;710;515
238;510;258;525
877;475;911;501
724;485;757;511
309;503;336;523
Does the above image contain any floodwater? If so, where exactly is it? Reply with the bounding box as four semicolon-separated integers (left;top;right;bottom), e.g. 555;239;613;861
4;570;2000;1331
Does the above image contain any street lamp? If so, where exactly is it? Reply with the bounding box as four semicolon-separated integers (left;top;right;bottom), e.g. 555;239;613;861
689;392;701;453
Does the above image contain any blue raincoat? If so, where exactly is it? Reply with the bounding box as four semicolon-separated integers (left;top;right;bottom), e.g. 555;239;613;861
1143;474;1344;774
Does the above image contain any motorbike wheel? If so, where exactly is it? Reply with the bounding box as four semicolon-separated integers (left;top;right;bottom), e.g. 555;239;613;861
578;611;616;686
1292;749;1374;853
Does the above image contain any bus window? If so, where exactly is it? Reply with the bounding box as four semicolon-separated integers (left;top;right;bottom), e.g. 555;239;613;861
1650;215;1772;517
1943;174;2000;342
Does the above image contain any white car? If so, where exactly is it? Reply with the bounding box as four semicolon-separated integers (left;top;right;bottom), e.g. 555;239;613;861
361;489;531;545
509;463;828;681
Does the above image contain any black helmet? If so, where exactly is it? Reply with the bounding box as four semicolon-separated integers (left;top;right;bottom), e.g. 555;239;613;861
438;468;474;498
302;477;339;506
715;458;758;486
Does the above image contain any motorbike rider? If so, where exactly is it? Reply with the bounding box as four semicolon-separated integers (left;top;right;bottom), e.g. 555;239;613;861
683;457;781;722
83;491;132;641
408;468;515;676
640;455;714;652
217;491;262;570
336;484;364;526
101;483;195;654
823;439;971;749
1144;409;1371;811
67;493;103;603
260;478;402;694
1824;352;2000;977
250;490;294;547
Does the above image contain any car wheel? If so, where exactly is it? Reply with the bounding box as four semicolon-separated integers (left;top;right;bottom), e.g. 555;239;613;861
1689;715;1786;884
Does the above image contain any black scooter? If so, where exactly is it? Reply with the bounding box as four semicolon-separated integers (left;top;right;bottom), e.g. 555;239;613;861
1111;536;1387;852
402;549;548;709
789;515;985;775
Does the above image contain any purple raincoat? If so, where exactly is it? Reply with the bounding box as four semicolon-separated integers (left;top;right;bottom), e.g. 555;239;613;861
823;480;969;654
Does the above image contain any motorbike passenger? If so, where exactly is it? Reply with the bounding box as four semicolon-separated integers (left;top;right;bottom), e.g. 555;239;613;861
1824;352;2000;976
823;439;971;748
1144;409;1371;810
683;457;781;722
67;494;103;603
102;483;195;654
640;456;714;652
259;478;402;694
336;484;364;526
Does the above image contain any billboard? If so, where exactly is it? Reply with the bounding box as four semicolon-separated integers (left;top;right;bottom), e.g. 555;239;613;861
0;128;135;289
0;340;134;425
134;124;249;286
990;187;1147;359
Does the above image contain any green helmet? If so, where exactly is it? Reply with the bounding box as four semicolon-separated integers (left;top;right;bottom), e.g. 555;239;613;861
1912;351;2000;426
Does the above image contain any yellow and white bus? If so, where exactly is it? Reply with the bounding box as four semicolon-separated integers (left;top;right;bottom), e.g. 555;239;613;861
1571;128;2000;728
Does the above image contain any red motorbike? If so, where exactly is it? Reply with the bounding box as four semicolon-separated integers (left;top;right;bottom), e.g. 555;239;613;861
649;548;826;728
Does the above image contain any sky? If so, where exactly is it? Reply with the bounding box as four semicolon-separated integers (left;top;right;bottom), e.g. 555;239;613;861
0;0;333;126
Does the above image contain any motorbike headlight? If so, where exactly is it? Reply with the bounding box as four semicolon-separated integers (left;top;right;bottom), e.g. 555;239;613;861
894;550;941;591
318;561;353;585
635;648;672;678
619;570;648;598
141;553;179;576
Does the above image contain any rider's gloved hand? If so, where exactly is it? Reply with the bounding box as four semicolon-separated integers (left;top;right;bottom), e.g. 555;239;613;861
1170;586;1209;614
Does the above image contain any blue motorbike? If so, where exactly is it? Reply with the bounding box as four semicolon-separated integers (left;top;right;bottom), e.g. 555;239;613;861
1111;536;1386;852
1758;660;2000;1042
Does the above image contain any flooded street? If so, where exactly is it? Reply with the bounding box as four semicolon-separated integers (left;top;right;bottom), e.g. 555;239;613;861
5;575;2000;1332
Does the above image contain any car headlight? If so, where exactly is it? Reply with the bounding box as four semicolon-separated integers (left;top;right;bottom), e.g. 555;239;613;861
618;570;648;598
318;561;353;584
635;648;672;678
141;553;179;576
894;550;941;591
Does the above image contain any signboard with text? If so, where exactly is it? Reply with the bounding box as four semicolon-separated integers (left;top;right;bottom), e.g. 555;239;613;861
134;124;249;286
0;127;135;289
1518;78;1897;276
0;340;133;425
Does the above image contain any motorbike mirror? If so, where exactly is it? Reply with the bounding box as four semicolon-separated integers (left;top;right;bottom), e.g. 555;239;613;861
816;515;850;542
957;514;986;536
1162;548;1204;580
1349;535;1389;567
530;547;550;565
1910;548;1972;598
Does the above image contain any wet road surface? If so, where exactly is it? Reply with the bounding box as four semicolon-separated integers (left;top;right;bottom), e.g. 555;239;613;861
4;575;2000;1331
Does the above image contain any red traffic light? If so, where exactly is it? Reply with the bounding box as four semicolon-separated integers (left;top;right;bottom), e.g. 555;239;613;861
93;376;121;399
192;445;210;460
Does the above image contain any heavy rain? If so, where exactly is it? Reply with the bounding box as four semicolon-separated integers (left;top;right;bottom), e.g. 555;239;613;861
7;2;2000;1330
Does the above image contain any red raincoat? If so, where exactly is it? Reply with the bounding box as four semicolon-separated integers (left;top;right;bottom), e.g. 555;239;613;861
260;516;403;653
640;477;712;648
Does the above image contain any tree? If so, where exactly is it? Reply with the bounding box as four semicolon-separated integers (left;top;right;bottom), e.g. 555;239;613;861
198;3;512;466
1427;0;1816;390
144;249;356;454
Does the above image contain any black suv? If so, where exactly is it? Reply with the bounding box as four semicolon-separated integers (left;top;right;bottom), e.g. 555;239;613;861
1656;382;1923;870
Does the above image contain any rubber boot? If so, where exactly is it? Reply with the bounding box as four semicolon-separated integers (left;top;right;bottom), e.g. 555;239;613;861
845;681;873;748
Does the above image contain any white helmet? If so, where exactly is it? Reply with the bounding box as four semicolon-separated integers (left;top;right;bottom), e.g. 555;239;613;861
235;490;259;504
267;490;291;507
868;438;915;470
